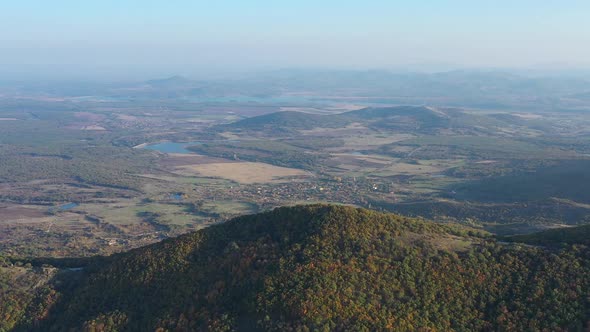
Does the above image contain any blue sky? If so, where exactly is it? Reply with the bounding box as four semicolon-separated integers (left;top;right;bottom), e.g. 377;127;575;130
1;1;589;78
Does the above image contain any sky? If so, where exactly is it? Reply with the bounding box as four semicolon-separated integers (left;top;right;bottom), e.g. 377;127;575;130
1;0;590;79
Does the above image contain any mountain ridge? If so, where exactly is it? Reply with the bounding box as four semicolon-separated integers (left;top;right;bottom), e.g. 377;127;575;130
5;204;590;331
223;105;513;135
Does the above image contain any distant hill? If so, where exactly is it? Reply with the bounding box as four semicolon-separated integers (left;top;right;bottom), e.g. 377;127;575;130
224;106;516;135
343;105;438;119
145;75;194;88
223;110;351;133
343;106;452;132
9;205;589;331
224;106;443;133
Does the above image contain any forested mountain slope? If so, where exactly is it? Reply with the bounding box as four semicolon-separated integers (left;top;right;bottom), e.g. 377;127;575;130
6;205;590;331
506;223;590;246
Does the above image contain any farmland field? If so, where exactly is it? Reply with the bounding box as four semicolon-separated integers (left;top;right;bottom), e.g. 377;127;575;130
174;161;312;184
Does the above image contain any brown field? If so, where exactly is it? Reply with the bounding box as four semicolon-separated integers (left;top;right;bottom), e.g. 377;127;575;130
337;134;414;149
299;123;368;136
81;125;107;131
326;104;365;111
116;114;138;121
0;205;47;222
160;153;233;167
513;113;543;119
329;153;393;169
174;162;312;184
332;153;392;164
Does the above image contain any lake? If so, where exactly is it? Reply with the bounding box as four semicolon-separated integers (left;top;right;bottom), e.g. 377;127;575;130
49;202;79;213
58;202;79;210
143;140;239;154
171;193;183;201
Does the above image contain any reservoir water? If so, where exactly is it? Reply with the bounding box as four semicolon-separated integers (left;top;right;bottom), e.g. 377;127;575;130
171;193;183;201
58;202;79;210
142;140;239;154
49;202;79;213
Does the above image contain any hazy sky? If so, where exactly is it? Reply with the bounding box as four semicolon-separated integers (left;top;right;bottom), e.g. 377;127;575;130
1;1;590;79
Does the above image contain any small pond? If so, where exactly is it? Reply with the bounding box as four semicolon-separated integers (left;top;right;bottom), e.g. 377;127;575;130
171;193;183;201
49;202;79;213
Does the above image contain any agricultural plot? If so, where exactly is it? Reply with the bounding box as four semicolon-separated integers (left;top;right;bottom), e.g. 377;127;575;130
174;162;313;184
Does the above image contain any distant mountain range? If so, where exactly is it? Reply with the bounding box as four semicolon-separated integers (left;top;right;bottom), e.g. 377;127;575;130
145;75;194;88
4;70;590;110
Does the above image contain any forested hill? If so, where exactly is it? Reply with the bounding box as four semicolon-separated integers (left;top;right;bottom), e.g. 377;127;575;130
505;223;590;246
222;105;517;135
9;205;590;331
223;110;350;133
